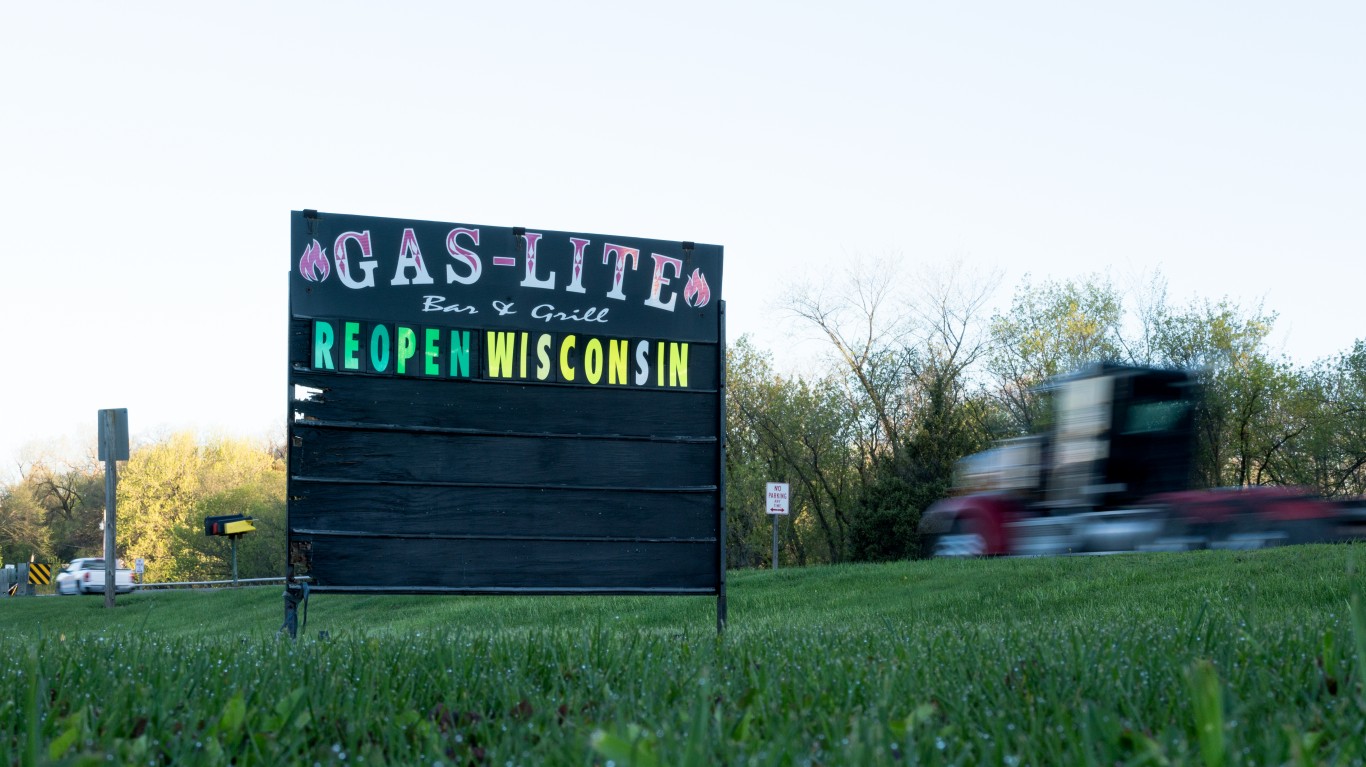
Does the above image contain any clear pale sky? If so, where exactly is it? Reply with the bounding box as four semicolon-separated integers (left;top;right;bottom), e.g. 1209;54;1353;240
2;2;1363;479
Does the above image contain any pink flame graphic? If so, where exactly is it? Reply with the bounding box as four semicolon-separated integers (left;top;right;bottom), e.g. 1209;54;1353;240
683;268;711;308
298;239;330;282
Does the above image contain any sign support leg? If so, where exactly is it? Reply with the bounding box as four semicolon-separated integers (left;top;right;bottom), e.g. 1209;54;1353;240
772;515;779;571
231;535;239;586
283;586;300;639
716;300;728;635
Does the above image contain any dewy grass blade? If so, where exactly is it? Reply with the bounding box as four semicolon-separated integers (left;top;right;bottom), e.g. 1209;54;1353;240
22;644;40;767
1187;659;1225;767
1352;591;1366;715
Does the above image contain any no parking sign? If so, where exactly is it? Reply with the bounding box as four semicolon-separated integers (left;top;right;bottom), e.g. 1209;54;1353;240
766;482;789;515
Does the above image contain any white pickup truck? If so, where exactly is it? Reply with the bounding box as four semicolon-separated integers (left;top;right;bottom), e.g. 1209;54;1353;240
55;558;138;595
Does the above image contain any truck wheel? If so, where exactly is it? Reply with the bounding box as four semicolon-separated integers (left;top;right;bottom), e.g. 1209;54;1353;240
1143;515;1214;552
1282;518;1332;546
932;519;987;558
1208;520;1289;551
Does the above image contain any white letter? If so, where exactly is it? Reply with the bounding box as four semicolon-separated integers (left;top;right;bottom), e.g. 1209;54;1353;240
565;237;590;294
634;340;650;385
391;228;435;286
602;244;640;300
519;232;555;289
334;231;378;289
445;227;481;285
644;253;683;311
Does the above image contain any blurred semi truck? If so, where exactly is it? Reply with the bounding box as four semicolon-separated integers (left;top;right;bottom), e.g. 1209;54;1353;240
919;364;1366;557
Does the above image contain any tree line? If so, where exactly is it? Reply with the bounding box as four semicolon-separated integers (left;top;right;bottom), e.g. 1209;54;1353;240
0;434;285;581
3;267;1363;574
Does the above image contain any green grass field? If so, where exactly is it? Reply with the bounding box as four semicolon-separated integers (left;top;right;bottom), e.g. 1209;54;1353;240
4;545;1366;766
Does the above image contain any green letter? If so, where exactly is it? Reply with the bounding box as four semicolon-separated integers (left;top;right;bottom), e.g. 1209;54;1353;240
397;326;418;375
313;320;335;370
343;322;361;371
369;325;391;373
449;330;471;378
424;328;442;376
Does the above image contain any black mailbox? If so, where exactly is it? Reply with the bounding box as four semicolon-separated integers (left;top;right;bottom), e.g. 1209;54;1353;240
204;514;255;536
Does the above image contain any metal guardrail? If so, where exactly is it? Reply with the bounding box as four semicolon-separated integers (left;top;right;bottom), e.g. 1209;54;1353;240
137;576;310;589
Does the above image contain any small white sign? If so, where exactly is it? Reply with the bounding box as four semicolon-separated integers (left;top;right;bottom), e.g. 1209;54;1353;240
135;558;145;575
766;482;790;515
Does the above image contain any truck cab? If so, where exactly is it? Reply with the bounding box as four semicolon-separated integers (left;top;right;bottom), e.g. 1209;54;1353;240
55;558;138;595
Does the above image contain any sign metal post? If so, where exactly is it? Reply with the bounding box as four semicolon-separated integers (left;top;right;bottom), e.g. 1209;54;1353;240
766;482;789;570
99;408;129;608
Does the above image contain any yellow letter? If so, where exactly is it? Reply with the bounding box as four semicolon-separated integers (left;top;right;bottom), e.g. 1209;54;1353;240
584;338;603;384
486;331;516;378
560;335;578;382
669;342;689;387
536;334;553;380
608;339;628;385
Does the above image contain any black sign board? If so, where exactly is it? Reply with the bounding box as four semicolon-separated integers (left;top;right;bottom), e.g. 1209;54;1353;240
286;211;727;627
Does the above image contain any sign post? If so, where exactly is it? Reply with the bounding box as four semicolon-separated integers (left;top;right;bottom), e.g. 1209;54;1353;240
98;408;129;608
766;482;789;570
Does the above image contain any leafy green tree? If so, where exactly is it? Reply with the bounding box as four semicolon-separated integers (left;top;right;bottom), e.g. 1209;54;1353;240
0;484;50;564
169;478;286;580
0;447;105;564
988;274;1126;434
27;459;106;562
117;433;285;583
727;337;862;565
1143;297;1287;488
850;381;996;561
783;257;918;458
1261;342;1366;496
786;259;998;560
1327;341;1366;496
725;338;786;568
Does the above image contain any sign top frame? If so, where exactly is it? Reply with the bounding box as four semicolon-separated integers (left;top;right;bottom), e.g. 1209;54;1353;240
290;210;724;343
